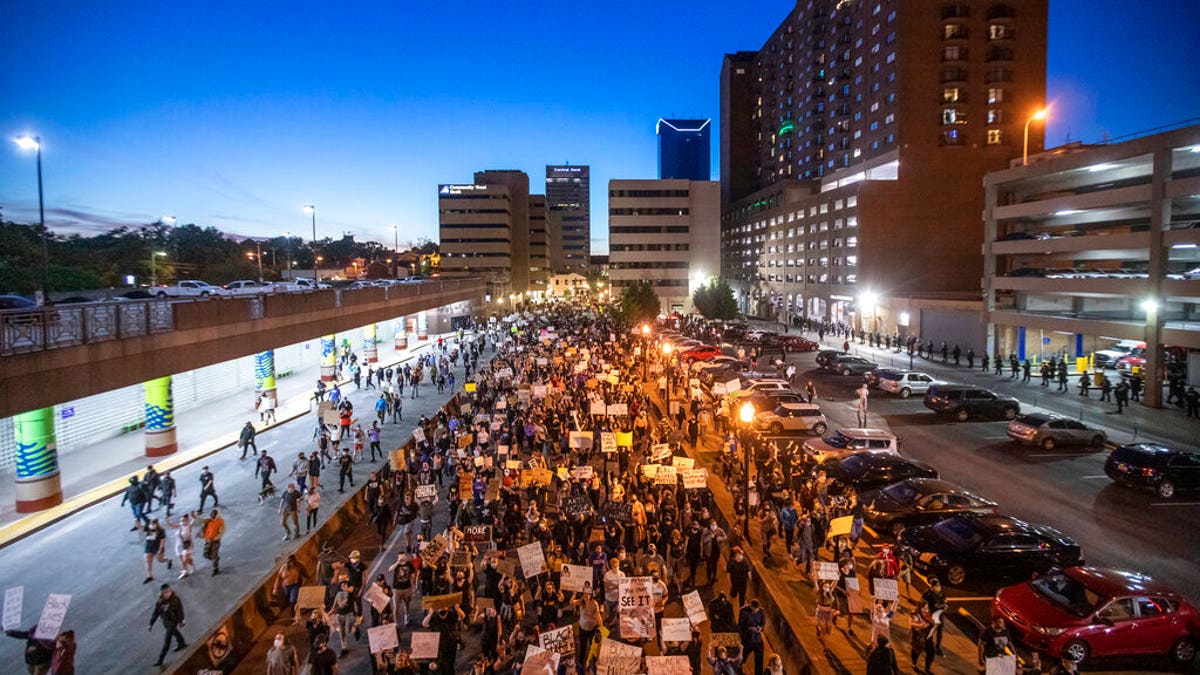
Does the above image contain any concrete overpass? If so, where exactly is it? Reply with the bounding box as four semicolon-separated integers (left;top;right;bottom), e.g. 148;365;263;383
0;279;484;419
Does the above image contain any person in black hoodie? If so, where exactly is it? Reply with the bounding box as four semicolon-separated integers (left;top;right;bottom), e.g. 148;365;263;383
4;624;54;674
148;584;186;667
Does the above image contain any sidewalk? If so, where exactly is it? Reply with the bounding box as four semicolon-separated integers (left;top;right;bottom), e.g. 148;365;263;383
747;319;1199;451
0;332;468;674
0;333;443;541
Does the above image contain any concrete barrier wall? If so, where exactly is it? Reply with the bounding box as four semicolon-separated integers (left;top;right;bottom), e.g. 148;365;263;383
168;394;464;674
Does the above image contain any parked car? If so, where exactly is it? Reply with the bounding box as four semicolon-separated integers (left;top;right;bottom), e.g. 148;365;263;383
1093;340;1144;369
898;514;1081;586
1007;413;1107;450
680;345;723;361
815;453;938;497
223;279;275;295
779;336;819;351
1104;443;1200;499
802;428;899;465
828;355;879;376
745;391;807;411
289;278;330;290
728;379;793;398
874;369;940;398
993;567;1200;664
0;295;36;310
864;478;998;537
753;402;828;435
154;280;226;298
924;385;1020;422
815;349;849;368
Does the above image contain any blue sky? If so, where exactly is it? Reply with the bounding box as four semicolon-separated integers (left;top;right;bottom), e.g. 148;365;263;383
1;1;1197;255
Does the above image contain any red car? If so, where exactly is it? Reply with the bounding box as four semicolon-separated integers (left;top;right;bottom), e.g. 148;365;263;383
780;336;820;351
680;345;722;361
993;567;1199;664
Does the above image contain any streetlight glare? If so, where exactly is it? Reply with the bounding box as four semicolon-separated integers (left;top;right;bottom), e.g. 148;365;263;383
1032;107;1049;121
641;324;650;336
1142;298;1159;313
661;343;673;355
739;401;755;423
859;291;878;308
13;135;40;151
303;204;315;213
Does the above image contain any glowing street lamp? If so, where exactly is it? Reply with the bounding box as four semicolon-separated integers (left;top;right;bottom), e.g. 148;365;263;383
13;134;48;299
739;401;756;537
1023;108;1049;166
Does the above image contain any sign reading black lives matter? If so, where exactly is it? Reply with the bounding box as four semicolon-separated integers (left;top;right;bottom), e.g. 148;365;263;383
602;501;633;523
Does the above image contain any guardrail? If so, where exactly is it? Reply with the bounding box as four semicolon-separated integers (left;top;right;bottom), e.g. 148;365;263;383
0;279;480;357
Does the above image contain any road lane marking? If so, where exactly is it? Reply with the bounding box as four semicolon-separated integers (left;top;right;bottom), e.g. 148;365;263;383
1150;502;1200;507
1026;452;1095;458
1081;475;1108;479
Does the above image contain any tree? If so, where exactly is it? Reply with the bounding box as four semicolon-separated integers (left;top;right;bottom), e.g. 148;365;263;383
692;279;738;321
617;280;660;325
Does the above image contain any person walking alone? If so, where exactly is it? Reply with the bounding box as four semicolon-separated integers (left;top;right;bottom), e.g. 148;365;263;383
239;421;257;459
148;584;187;667
198;466;218;512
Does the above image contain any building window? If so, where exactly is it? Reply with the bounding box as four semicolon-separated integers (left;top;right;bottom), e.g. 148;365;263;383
987;129;1003;145
988;23;1013;40
988;87;1004;104
943;24;968;40
942;45;966;61
987;108;1003;124
847;196;857;207
941;129;963;145
943;87;961;102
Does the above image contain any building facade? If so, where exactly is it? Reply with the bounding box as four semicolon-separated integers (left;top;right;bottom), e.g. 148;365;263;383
657;119;712;181
546;165;591;273
983;124;1200;406
608;179;720;314
720;0;1047;332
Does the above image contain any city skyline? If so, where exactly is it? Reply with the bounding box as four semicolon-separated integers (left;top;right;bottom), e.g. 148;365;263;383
1;0;1196;256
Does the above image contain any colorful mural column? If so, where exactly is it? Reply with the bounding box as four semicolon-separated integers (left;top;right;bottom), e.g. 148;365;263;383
320;335;336;381
363;324;378;363
14;407;62;512
417;310;429;340
254;350;277;402
144;376;177;457
394;316;408;350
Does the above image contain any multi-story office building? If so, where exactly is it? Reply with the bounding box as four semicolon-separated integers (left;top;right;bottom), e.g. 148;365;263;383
546;165;590;273
720;0;1047;341
439;169;547;297
657;119;711;181
983;124;1200;406
608;179;720;313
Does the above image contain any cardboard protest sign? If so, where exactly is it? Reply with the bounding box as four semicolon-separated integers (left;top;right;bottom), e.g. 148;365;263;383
518;542;547;578
496;556;519;578
654;465;677;486
872;577;899;601
538;624;575;656
828;515;854;537
681;468;708;490
710;632;741;649
413;427;426;443
521;468;554;488
563;494;593;518
421;592;463;611
368;624;399;654
616;431;633;447
459;477;475;501
659;617;692;642
521;645;560;675
599;432;617;454
457;434;474;449
618;577;655;639
322;410;340;426
415;484;437;500
462;525;493;543
606;403;628;417
645;656;692;675
296;585;326;610
3;587;22;632
364;583;391;613
649;444;671;462
670;456;694;471
449;550;472;569
33;593;70;640
410;631;440;660
568;431;594;449
571;465;594;480
816;561;840;581
599;638;643;660
589;401;606;416
682;590;708;625
506;460;521;470
486;479;501;502
472;596;495;623
422;535;448;563
641;464;659;479
559;564;593;593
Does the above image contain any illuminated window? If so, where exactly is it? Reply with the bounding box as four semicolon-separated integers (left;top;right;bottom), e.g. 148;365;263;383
987;129;1003;145
988;87;1004;104
987;108;1003;124
943;87;961;103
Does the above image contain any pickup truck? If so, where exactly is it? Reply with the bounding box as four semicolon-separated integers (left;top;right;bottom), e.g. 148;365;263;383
153;280;226;298
288;278;330;291
223;280;276;295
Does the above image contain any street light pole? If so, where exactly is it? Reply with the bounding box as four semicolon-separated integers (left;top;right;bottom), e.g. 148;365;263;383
641;324;651;380
738;401;755;539
13;136;47;300
304;204;317;284
1023;108;1049;166
255;240;264;281
392;225;399;277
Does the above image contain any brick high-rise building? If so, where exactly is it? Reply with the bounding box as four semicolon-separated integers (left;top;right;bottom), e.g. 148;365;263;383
720;0;1047;333
546;165;590;273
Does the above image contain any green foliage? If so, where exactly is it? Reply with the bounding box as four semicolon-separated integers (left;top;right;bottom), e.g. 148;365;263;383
692;279;738;320
617;280;661;324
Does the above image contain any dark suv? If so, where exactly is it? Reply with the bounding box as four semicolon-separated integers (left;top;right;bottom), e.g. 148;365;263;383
1105;443;1200;499
923;385;1020;422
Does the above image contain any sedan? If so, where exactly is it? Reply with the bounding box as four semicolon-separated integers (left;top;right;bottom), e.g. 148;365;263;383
898;514;1081;586
829;355;878;376
680;345;722;361
864;478;998;537
815;453;938;497
1007;413;1107;450
993;567;1200;664
815;349;849;368
780;336;820;351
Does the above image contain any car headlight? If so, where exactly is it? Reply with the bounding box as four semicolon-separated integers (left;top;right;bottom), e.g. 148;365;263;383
1033;626;1067;636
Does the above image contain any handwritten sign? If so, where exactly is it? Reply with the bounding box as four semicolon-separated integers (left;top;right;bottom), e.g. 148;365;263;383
415;484;437;500
364;584;391;613
34;593;70;640
410;631;440;660
412;427;426;444
296;585;325;610
521;645;560;675
646;655;692;675
571;465;594;480
659;617;691;643
459;477;475;501
873;577;899;601
602;501;633;523
600;638;643;660
654;465;677;486
641;464;659;479
368;624;399;654
462;525;492;543
682;590;707;625
649;444;671;462
421;592;463;611
606;403;627;417
589;401;606;416
3;587;22;631
568;431;594;449
538;624;575;656
518;542;547;579
560;565;593;593
563;494;593;519
817;561;840;581
681;468;708;490
532;385;548;400
671;456;694;471
600;432;617;454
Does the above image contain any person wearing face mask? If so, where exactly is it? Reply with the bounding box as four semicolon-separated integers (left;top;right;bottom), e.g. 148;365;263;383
701;519;727;587
305;635;338;675
266;632;299;675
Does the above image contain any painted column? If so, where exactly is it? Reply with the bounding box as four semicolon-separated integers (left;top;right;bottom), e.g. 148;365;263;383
363;323;378;363
417;310;429;340
14;408;62;512
1017;326;1027;362
254;350;277;402
144;376;177;457
320;335;337;381
401;316;413;349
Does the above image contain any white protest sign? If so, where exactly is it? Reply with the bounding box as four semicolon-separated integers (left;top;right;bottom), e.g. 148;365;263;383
872;577;898;601
681;468;708;490
415;484;437;500
3;586;22;631
671;456;694;471
560;564;593;593
654;465;677;486
572;465;594;480
649;444;671;462
412;427;426;443
606;403;628;417
986;655;1017;675
682;589;708;625
568;431;594;449
522;644;561;675
538;624;575;656
600;432;617;454
816;561;840;581
641;464;659;479
410;631;440;659
518;542;547;578
646;655;692;675
713;382;727;396
368;624;399;654
589;401;607;416
364;583;391;612
34;593;70;640
532;385;548;400
599;638;643;660
660;617;691;642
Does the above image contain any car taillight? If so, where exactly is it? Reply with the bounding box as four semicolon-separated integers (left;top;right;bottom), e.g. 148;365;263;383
1141;467;1157;477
